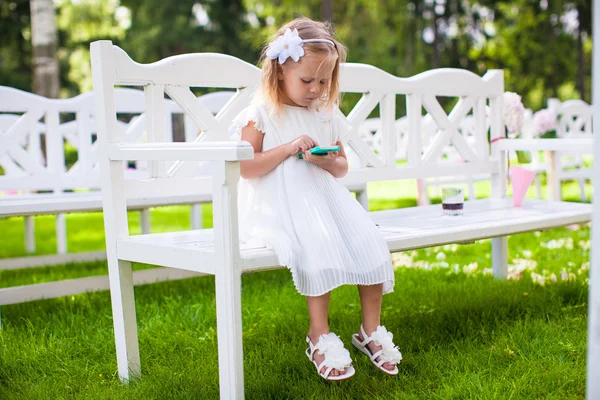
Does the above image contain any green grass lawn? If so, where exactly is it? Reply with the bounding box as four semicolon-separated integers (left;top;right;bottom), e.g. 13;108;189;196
0;179;591;399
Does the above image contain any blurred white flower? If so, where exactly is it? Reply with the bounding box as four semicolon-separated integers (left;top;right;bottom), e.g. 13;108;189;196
533;108;557;136
531;272;546;286
502;92;525;134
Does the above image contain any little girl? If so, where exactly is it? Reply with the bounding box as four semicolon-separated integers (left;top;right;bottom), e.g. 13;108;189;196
231;17;402;380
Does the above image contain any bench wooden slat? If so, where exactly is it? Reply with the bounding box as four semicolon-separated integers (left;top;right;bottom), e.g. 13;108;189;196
0;192;213;217
112;199;591;274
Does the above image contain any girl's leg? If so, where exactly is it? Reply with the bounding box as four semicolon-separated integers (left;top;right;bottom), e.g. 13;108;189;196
357;283;394;371
307;292;345;376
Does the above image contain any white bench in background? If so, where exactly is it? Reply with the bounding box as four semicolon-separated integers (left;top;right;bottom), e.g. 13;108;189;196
516;98;593;202
0;86;232;269
90;41;592;399
551;99;593;201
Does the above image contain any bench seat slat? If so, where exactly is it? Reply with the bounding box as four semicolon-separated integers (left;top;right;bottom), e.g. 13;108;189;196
0;192;213;217
114;199;591;274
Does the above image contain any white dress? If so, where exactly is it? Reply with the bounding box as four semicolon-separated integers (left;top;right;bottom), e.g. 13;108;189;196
231;102;394;296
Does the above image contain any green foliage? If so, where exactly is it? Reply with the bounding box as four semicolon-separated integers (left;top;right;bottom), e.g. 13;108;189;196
0;0;32;91
0;1;593;111
55;0;128;95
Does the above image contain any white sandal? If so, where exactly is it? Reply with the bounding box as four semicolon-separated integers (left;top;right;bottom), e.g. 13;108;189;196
352;325;402;376
305;332;355;381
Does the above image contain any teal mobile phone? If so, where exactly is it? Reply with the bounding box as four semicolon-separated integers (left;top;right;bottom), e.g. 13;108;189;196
298;146;341;159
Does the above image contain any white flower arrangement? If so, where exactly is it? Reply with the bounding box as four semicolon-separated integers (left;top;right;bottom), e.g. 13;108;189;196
502;92;525;137
532;108;558;137
501;92;535;163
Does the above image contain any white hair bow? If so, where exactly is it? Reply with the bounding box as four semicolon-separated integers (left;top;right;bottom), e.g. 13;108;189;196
266;28;335;64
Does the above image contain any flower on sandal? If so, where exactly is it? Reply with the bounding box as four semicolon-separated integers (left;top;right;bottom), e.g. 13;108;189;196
370;326;403;365
314;333;352;370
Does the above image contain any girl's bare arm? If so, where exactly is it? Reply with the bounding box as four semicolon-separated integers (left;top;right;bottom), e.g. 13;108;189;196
240;122;318;179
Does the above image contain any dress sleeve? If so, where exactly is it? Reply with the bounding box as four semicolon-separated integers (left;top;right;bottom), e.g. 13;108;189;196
229;105;267;140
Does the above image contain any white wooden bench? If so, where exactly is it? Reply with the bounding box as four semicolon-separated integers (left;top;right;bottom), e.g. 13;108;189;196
517;99;593;201
0;86;233;269
90;41;592;398
548;99;593;201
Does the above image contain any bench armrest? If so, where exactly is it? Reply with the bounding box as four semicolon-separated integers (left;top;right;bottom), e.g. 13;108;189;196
106;141;254;161
494;138;594;153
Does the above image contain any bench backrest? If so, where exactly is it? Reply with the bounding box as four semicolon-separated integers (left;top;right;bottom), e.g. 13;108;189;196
0;85;230;194
90;42;504;206
557;99;593;138
336;65;503;186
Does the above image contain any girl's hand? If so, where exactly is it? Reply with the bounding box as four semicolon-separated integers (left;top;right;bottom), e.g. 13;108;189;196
286;135;318;156
303;144;339;168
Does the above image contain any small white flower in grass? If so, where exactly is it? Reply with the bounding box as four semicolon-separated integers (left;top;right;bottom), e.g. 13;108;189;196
579;240;591;250
463;262;478;274
392;252;414;267
581;262;590;271
561;270;569;281
543;238;574;250
266;28;305;64
507;263;527;280
483;268;493;275
512;258;537;270
442;244;459;252
502;92;525;135
522;250;533;258
550;273;557;282
436;252;446;261
531;272;546;286
569;272;577;281
533;108;558;136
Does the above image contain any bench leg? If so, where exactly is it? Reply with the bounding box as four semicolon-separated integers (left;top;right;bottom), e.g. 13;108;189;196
215;269;244;399
468;179;476;201
213;161;244;399
416;179;430;206
534;175;543;199
579;178;587;202
191;204;203;229
25;216;35;253
356;188;369;211
492;237;508;279
545;150;561;201
140;209;151;234
109;259;140;382
56;213;67;254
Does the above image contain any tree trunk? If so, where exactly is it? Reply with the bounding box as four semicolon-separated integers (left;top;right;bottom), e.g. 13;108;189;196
577;28;586;102
432;7;440;68
30;0;59;98
321;0;333;22
406;6;415;74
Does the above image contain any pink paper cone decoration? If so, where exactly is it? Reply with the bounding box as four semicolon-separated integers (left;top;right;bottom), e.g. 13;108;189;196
511;166;536;207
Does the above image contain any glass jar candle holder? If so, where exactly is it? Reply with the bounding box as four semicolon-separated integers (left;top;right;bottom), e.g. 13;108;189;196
442;187;464;216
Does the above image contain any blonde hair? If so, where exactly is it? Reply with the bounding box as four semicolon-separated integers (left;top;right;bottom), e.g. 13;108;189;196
258;18;347;114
